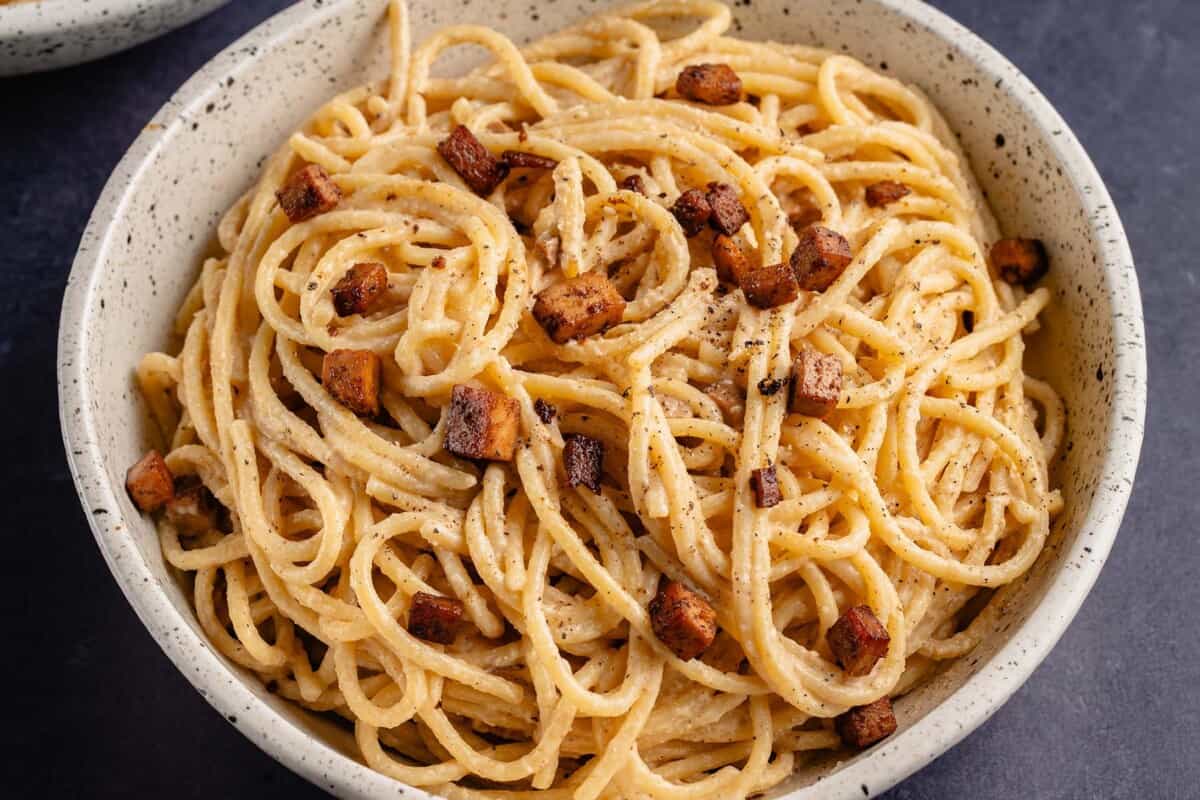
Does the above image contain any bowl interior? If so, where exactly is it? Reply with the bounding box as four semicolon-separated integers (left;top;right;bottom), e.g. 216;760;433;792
59;0;1143;797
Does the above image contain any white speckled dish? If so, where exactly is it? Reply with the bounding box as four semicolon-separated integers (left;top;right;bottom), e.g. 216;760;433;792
0;0;230;76
57;0;1146;797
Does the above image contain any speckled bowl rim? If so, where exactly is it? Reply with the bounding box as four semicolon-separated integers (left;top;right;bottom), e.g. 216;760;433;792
57;0;1146;797
1;0;183;33
0;0;233;77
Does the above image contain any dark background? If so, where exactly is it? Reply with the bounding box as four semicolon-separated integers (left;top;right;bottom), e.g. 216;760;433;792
2;1;1196;797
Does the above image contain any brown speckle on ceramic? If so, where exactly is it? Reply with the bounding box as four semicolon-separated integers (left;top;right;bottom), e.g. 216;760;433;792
0;0;231;76
56;1;1146;798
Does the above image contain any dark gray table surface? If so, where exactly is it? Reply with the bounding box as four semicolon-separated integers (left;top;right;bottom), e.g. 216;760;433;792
2;1;1195;797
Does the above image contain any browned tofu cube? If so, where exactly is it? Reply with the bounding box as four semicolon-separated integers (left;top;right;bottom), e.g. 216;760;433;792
790;224;853;291
407;591;464;644
991;237;1048;286
704;378;745;425
675;63;743;105
437;125;509;196
740;262;799;309
444;384;521;461
864;180;911;208
620;174;646;195
827;604;891;676
276;164;342;223
563;434;604;493
671;188;712;237
321;349;381;417
789;349;842;418
750;465;782;508
649;581;718;660
164;476;219;537
126;450;174;513
331;262;388;316
711;234;750;284
705;182;750;236
532;271;626;344
501;150;558;170
835;697;898;748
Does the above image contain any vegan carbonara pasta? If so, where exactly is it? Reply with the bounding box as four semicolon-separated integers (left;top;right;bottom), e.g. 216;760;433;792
129;1;1064;797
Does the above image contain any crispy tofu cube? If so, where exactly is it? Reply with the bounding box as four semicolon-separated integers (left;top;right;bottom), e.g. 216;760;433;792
836;697;898;748
864;180;911;208
650;581;718;661
276;164;342;223
444;384;521;461
407;592;464;644
827;604;890;676
991;237;1048;286
711;234;750;285
671;188;712;237
740;261;799;309
789;349;842;418
500;150;558;170
675;63;743;105
126;450;174;513
563;434;604;493
750;465;782;508
532;271;626;344
706;182;750;236
438;125;508;196
332;262;388;316
790;224;853;291
321;349;381;417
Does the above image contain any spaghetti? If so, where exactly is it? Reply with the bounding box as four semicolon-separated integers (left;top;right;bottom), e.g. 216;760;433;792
135;1;1065;797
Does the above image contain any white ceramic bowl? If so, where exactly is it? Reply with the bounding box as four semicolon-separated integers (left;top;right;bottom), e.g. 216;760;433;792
0;0;230;76
57;0;1146;797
